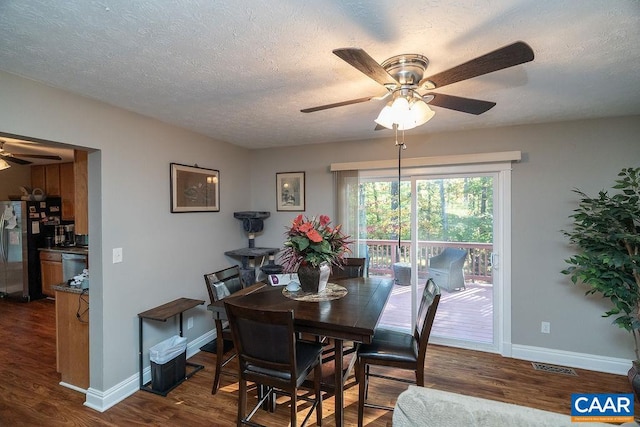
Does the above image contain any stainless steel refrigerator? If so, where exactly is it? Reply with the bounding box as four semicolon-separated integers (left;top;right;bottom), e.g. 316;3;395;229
0;198;61;301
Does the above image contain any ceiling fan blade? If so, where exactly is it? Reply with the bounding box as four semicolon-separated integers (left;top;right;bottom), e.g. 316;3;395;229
301;95;378;113
333;48;399;87
10;153;62;160
426;93;496;115
419;41;534;89
0;153;32;165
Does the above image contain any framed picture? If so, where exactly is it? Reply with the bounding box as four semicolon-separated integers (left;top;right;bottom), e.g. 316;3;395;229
276;171;305;211
170;163;220;212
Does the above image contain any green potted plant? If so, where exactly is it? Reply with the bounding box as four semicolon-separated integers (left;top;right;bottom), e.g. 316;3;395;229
562;167;640;394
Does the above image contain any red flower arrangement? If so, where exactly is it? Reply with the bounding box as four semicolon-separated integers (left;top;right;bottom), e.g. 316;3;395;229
281;214;352;271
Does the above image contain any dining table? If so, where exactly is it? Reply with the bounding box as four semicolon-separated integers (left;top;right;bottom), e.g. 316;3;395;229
207;275;394;427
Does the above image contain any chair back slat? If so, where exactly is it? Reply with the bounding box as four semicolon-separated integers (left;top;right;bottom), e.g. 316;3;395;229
224;301;297;381
204;265;244;304
415;278;441;361
330;257;366;280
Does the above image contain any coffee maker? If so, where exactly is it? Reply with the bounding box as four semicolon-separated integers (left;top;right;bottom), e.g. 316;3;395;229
54;224;76;246
64;224;75;246
54;225;65;246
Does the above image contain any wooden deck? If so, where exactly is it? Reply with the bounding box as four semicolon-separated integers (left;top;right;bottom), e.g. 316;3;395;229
378;280;494;344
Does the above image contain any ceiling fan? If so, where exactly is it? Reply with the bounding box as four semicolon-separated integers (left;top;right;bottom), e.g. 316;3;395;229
301;41;534;129
0;140;62;165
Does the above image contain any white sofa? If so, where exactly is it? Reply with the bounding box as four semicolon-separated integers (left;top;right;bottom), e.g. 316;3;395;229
393;386;633;427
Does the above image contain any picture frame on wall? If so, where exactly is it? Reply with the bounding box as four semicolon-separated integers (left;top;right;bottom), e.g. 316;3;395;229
170;163;220;212
276;171;305;211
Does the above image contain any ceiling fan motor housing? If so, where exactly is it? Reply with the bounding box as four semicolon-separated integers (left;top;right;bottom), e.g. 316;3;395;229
381;54;429;86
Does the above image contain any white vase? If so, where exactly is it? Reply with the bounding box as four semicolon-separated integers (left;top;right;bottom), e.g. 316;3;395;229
317;262;330;293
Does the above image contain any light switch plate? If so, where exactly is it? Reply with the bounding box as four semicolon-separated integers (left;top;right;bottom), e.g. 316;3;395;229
113;247;123;263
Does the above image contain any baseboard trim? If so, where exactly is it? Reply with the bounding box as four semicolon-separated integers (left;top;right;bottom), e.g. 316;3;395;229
511;344;631;376
82;331;630;412
84;373;139;412
187;330;215;358
83;329;216;412
59;381;87;394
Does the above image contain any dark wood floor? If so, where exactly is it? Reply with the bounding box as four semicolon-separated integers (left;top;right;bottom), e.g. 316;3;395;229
0;297;635;426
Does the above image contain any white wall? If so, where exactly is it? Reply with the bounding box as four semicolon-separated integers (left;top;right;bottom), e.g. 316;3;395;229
249;116;640;365
0;71;251;395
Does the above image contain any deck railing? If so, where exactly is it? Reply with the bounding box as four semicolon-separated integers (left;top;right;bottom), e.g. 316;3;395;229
359;239;493;282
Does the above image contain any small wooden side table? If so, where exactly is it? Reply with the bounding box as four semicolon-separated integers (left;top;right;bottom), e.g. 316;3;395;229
138;297;205;396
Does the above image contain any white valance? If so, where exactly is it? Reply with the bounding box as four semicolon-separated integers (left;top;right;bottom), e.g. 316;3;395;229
330;151;521;172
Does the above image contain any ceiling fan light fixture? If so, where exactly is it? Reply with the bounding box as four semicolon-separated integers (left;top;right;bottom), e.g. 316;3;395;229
377;95;414;129
0;159;11;171
410;99;435;127
374;103;396;129
374;95;435;131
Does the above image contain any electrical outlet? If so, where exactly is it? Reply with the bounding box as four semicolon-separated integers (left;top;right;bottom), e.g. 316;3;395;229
187;316;193;330
112;247;123;263
541;321;551;334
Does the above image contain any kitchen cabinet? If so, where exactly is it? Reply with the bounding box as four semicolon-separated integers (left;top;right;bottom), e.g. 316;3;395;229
55;287;89;390
59;162;75;221
30;165;46;191
31;162;76;221
40;251;63;298
45;164;61;196
74;150;88;235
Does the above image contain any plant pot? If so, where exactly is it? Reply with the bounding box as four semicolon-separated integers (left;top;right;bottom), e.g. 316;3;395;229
628;361;640;404
297;262;330;293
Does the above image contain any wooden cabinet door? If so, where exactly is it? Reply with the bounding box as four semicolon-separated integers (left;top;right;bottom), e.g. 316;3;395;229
55;290;89;389
74;150;88;235
40;252;63;297
31;165;46;191
41;260;63;297
45;164;61;196
59;162;75;220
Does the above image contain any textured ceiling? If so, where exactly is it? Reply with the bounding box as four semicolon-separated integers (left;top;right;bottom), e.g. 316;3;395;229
0;0;639;150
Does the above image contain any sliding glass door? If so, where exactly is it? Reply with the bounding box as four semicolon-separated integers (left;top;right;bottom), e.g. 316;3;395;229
344;163;509;353
411;174;495;346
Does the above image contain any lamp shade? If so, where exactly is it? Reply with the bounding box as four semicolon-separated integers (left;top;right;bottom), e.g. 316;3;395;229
410;99;435;127
0;159;10;171
374;96;435;131
374;104;396;129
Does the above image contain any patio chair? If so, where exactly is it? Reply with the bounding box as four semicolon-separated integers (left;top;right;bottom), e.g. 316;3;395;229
428;248;467;292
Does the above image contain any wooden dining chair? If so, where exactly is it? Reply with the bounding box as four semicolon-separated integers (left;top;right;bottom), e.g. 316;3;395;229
329;257;366;281
204;265;245;394
356;278;441;427
224;300;323;427
322;257;367;366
